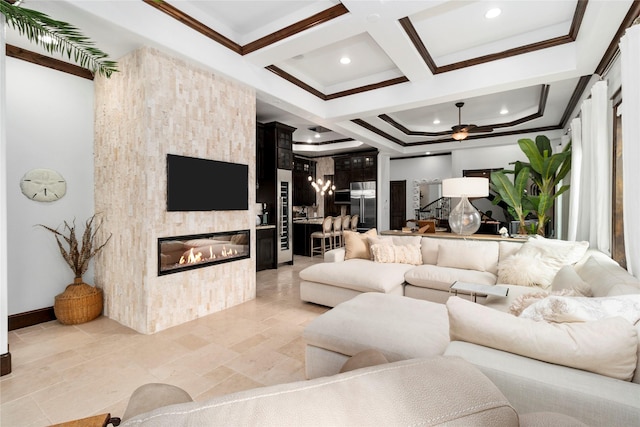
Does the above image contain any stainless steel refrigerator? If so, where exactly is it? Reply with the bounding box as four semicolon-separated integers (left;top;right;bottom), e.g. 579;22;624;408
350;181;376;231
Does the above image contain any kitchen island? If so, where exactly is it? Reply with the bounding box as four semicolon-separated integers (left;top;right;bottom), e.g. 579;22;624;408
293;218;324;256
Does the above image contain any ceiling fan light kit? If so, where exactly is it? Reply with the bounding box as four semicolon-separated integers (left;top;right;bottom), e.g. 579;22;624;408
449;102;493;141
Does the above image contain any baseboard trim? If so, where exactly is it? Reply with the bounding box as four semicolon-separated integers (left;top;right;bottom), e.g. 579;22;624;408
1;350;11;376
8;307;56;331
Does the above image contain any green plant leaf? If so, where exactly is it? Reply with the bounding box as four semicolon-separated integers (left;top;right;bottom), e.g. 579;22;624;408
0;2;118;78
535;135;552;158
518;138;544;174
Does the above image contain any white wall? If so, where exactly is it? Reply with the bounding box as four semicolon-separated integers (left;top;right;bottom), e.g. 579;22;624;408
6;58;95;315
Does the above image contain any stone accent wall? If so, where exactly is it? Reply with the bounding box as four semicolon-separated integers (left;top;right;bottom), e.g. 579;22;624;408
94;47;256;334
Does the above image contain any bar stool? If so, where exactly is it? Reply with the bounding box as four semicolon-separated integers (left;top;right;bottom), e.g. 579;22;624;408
331;216;344;248
341;215;351;239
350;214;359;231
310;216;334;257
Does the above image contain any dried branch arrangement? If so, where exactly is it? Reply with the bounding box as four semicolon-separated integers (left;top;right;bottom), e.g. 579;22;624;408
38;214;112;280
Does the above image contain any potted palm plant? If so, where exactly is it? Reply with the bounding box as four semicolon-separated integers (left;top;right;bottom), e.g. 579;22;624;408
38;215;112;325
491;135;571;236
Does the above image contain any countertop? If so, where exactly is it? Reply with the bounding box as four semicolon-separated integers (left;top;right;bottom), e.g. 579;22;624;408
293;217;324;225
256;224;276;230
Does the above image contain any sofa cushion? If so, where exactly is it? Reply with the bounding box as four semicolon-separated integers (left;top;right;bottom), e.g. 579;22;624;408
437;243;486;271
420;237;500;275
303;293;450;362
447;296;638;381
577;255;640;297
343;229;378;260
121;357;518;427
551;265;592;296
299;259;414;294
498;240;524;263
404;264;497;292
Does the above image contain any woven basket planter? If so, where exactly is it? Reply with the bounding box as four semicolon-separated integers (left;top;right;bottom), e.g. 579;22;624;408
54;278;103;325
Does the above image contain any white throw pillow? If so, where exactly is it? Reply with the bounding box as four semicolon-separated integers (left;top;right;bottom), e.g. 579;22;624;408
370;243;422;265
518;236;589;266
497;252;558;288
447;296;638;381
550;265;592;297
520;295;640;324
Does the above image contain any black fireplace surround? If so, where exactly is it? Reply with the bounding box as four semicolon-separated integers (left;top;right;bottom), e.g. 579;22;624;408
158;230;250;276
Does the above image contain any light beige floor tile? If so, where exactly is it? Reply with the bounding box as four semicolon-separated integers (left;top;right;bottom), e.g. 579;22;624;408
1;255;324;426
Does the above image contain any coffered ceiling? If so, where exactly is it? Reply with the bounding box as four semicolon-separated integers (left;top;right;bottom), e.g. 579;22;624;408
5;0;639;158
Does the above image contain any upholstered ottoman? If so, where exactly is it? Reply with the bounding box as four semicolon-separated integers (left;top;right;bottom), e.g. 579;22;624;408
299;259;414;307
303;292;449;379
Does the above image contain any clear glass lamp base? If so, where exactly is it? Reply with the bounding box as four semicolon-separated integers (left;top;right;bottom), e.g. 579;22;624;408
448;196;481;235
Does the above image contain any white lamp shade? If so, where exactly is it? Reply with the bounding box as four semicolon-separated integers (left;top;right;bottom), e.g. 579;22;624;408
442;177;489;198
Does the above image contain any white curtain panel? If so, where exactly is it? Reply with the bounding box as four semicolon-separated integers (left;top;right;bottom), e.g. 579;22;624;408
572;81;611;253
567;117;582;241
589;80;611;254
620;25;640;277
576;99;593;243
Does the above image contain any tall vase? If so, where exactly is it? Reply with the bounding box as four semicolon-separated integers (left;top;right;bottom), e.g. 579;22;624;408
54;277;103;325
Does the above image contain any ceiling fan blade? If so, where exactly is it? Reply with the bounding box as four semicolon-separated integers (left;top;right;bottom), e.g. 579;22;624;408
468;125;494;133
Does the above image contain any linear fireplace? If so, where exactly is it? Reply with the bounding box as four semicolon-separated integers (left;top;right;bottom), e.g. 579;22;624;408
158;230;250;276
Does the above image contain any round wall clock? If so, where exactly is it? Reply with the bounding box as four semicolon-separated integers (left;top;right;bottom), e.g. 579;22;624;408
20;168;67;202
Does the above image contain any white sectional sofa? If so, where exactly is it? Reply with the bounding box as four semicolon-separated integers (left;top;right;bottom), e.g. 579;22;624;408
302;234;640;426
299;231;524;306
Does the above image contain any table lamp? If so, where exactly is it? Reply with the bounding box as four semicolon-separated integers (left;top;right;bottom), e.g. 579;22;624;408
442;177;489;236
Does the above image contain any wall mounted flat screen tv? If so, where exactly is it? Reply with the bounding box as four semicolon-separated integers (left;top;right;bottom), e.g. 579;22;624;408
167;154;249;211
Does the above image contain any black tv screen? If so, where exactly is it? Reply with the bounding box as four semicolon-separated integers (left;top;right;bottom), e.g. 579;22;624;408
167;154;249;211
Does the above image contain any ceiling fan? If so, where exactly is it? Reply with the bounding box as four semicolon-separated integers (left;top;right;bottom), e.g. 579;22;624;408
451;102;494;141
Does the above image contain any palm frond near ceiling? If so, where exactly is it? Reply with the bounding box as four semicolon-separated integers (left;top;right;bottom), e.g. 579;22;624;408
0;0;118;78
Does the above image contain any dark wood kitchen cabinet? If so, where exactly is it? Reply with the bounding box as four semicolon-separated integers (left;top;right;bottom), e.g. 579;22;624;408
333;151;378;189
293;156;316;207
257;121;296;230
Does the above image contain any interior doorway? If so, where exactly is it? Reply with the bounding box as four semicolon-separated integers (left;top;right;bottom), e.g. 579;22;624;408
390;180;406;230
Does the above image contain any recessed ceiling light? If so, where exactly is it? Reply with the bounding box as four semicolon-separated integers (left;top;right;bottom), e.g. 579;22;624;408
307;138;312;143
485;8;501;19
500;108;509;115
340;56;351;65
314;133;321;138
425;151;431;155
433;119;440;125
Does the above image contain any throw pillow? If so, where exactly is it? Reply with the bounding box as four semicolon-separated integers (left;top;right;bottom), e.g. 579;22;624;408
343;228;378;260
370;243;422;265
551;265;592;297
447;296;638;381
497;252;558;288
437;243;486;271
518;236;589;266
508;289;578;316
519;294;640;324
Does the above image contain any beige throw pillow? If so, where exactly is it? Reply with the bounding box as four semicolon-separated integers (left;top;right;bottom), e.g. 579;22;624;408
370;243;422;265
447;296;638;381
551;265;592;296
343;229;378;260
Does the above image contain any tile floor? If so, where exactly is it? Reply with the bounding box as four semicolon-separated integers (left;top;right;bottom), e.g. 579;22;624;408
1;255;327;426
